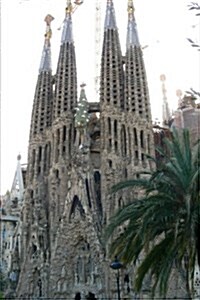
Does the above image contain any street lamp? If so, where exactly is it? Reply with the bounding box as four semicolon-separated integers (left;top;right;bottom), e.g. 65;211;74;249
110;256;123;300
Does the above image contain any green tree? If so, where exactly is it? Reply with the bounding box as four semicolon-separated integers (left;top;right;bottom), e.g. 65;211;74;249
104;129;200;298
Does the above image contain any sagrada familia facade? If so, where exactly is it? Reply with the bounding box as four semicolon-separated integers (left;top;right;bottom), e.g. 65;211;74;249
3;0;199;299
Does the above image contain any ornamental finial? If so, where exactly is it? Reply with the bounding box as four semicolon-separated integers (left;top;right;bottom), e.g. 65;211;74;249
66;0;73;15
128;0;135;19
44;14;54;44
80;82;86;89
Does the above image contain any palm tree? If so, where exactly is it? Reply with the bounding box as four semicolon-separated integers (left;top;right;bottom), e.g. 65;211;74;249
104;128;200;298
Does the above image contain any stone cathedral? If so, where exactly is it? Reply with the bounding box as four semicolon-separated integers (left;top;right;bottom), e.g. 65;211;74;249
15;0;156;298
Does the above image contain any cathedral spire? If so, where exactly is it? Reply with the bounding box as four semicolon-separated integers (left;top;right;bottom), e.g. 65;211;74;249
39;14;54;73
104;0;117;29
75;83;89;129
61;0;73;44
160;74;171;127
124;1;152;120
126;0;140;48
10;154;24;203
100;0;124;109
29;16;54;139
53;0;77;118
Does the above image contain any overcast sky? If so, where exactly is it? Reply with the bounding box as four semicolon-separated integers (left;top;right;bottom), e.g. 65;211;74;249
1;0;199;194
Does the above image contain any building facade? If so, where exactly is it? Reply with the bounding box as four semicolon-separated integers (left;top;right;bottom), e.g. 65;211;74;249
0;155;26;295
9;1;191;299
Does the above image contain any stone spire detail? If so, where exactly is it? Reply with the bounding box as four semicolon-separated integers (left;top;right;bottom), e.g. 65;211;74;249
104;0;117;29
30;16;54;139
75;83;89;146
53;0;77;119
126;0;140;48
160;74;171;126
75;83;89;129
61;0;73;44
100;0;124;109
125;1;151;120
10;154;24;204
39;15;54;72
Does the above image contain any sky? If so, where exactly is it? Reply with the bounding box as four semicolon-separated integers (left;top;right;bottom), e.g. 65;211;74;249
1;0;199;195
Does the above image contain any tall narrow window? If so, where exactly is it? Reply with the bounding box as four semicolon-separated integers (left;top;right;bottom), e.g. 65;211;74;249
48;142;51;168
114;120;117;138
94;171;102;217
85;178;92;208
121;125;127;156
147;134;151;154
128;127;131;156
38;146;42;162
134;128;138;146
108;117;111;135
57;129;60;145
44;144;48;172
140;130;144;148
69;124;72;156
37;146;42;175
31;149;36;179
63;125;67;142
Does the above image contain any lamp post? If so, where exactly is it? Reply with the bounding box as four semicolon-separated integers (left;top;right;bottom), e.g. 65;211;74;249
110;256;123;300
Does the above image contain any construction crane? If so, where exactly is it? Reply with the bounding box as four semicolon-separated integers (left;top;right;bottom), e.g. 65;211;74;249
94;0;102;101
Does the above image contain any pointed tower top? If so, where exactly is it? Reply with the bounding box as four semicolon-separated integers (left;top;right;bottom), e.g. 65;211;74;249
17;153;21;161
61;0;73;44
79;83;88;102
104;0;117;30
160;74;171;126
75;83;89;128
65;0;73;14
126;0;140;48
39;14;54;73
128;0;135;17
10;155;25;202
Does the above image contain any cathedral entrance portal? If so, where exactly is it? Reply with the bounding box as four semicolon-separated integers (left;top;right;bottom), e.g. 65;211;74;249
86;292;97;300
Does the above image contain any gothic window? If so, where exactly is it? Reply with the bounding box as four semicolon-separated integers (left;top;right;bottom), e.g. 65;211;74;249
76;256;83;283
94;171;102;217
85;178;92;208
57;129;60;145
47;142;51;169
69;195;85;220
135;150;139;165
140;130;144;148
44;144;48;172
69;124;72;156
121;125;127;156
141;153;145;166
63;125;67;142
55;169;59;179
108;159;112;168
31;149;36;179
108;117;111;135
134;128;138;146
86;292;97;300
147;134;151;154
114;120;117;138
74;128;77;143
124;168;128;178
75;292;81;300
126;127;131;156
55;129;60;163
37;278;42;297
114;141;118;152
